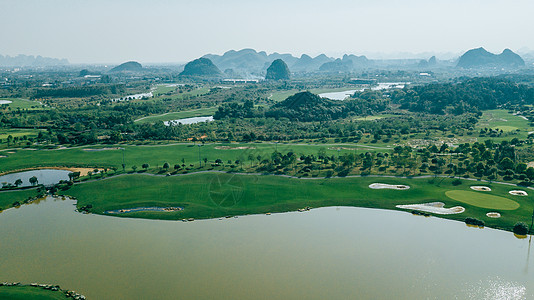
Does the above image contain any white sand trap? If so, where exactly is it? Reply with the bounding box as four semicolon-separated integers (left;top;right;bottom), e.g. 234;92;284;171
470;186;492;192
0;155;6;158
486;212;501;218
214;146;256;150
396;202;465;215
509;190;528;196
369;183;410;190
82;147;123;152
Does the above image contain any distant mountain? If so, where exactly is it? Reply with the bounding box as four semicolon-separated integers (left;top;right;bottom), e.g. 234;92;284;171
109;61;143;72
418;56;438;68
319;54;370;72
203;49;335;74
457;48;525;68
265;59;290;80
0;54;68;67
179;58;222;77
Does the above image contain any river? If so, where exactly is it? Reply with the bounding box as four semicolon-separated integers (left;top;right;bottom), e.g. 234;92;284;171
0;197;531;299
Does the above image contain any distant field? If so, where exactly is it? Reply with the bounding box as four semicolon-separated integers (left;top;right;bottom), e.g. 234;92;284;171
353;114;396;121
0;128;43;140
153;87;210;100
135;107;218;124
268;90;299;102
0;98;45;110
476;109;532;136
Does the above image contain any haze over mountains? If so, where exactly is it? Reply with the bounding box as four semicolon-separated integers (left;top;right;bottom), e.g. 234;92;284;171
0;54;68;67
457;48;525;68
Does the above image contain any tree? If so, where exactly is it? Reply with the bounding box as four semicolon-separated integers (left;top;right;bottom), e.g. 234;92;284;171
163;162;170;170
513;222;529;235
132;165;138;172
142;163;149;170
14;178;23;187
29;176;38;186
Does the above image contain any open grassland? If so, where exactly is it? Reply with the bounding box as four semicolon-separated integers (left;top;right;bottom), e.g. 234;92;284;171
134;107;217;124
0;98;45;110
50;173;534;233
0;286;67;300
0;142;389;173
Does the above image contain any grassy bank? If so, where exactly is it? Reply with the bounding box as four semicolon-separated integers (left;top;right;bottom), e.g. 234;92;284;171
54;173;533;233
0;189;36;211
0;286;67;300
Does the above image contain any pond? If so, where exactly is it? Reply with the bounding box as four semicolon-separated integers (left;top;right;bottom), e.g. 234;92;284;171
164;116;214;126
0;197;532;299
0;169;71;188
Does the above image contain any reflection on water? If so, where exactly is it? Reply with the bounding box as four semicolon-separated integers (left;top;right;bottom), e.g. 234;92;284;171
0;197;532;299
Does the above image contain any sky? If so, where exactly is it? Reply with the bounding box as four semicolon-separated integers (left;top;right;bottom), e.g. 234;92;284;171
1;0;533;64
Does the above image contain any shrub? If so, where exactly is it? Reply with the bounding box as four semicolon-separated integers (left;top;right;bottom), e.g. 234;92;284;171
452;179;462;186
513;222;529;235
465;217;485;227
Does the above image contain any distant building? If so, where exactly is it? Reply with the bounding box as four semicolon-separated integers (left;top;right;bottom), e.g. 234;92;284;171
222;79;260;84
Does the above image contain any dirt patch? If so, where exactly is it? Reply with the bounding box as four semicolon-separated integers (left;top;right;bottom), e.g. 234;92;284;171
509;190;528;196
470;186;492;192
369;183;410;190
214;146;256;150
396;202;465;215
486;212;501;218
82;147;123;152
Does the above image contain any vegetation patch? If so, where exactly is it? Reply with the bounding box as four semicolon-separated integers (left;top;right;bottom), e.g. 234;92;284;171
445;190;520;210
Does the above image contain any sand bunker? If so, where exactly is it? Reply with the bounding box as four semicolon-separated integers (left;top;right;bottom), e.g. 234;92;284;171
509;190;528;196
486;212;501;218
214;146;256;150
105;207;183;214
396;202;465;215
369;183;410;190
82;147;123;152
470;186;492;192
0;155;6;158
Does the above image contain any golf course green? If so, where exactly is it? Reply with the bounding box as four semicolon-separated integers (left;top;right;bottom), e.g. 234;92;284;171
445;190;521;210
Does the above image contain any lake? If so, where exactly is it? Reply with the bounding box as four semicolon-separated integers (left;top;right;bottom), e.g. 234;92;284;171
164;116;214;126
319;83;408;100
0;197;531;299
0;169;71;187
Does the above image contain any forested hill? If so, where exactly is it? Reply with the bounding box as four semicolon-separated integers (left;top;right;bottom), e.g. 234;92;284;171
389;78;534;115
265;91;346;122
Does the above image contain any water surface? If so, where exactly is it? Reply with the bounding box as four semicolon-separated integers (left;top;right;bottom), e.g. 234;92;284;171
0;197;532;299
0;169;71;187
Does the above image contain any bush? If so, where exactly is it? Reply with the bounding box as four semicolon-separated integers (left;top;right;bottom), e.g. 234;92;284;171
513;222;529;235
465;217;485;227
452;179;462;186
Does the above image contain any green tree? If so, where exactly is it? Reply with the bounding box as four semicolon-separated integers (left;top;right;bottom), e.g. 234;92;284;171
29;176;38;186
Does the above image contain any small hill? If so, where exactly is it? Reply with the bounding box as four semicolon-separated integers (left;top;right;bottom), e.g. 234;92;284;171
109;61;143;72
265;59;290;80
457;48;525;68
265;91;344;121
179;58;222;77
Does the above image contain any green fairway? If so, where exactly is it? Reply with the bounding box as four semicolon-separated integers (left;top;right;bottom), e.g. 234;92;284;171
0;128;43;140
476;109;532;137
353;114;396;121
445;190;520;210
0;286;67;300
50;173;534;232
0;142;388;173
134;107;217;124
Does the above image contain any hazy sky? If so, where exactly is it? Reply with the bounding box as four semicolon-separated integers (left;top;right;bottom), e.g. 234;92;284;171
1;0;532;64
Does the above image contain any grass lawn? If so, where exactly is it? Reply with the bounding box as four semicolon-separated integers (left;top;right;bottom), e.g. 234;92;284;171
0;286;67;300
353;114;397;121
0;189;36;211
134;107;217;124
445;190;520;210
51;173;534;233
0;142;388;173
